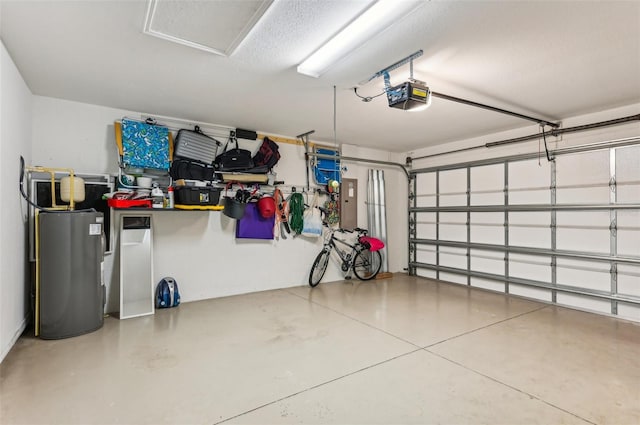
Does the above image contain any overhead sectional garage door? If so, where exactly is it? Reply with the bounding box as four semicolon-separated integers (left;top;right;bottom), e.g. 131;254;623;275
408;137;640;320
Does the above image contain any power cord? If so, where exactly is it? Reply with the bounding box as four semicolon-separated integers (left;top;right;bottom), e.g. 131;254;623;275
353;87;386;103
541;124;554;162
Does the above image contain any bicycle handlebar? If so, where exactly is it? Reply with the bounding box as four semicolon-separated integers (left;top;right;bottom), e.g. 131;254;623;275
326;227;368;235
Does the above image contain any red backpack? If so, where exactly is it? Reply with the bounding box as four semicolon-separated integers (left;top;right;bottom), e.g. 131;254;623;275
252;137;281;171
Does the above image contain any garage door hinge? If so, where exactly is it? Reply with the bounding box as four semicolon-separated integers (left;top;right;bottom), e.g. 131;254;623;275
609;177;617;193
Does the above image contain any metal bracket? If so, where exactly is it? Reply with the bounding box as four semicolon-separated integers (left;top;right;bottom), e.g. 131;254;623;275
609;176;617;193
363;50;424;84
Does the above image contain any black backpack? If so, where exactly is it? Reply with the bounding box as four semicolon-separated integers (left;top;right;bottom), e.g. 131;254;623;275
214;136;254;172
252;137;281;171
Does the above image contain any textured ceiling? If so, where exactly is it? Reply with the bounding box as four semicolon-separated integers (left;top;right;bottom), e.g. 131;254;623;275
1;0;639;152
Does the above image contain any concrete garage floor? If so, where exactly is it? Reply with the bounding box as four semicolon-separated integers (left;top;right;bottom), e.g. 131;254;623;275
1;274;638;424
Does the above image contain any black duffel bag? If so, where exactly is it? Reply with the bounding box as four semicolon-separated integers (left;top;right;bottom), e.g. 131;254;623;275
170;158;215;181
214;135;254;172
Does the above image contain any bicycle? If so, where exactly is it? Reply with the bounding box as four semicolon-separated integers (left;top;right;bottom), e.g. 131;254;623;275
308;226;384;287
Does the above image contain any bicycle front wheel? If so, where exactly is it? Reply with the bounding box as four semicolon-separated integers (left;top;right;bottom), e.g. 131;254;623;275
309;250;330;287
352;249;382;281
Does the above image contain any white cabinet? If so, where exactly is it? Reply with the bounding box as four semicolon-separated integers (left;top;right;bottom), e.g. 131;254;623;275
119;215;154;319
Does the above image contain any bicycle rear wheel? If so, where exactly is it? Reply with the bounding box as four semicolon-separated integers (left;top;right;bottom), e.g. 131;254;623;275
352;249;382;281
309;250;330;287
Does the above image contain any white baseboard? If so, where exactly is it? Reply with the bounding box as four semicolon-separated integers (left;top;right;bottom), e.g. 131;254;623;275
0;317;28;364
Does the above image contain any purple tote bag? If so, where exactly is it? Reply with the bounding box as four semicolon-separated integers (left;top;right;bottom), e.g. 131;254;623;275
235;202;275;239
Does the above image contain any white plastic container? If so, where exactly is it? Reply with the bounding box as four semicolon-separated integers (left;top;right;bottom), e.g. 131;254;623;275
151;185;164;209
136;176;153;189
60;176;86;203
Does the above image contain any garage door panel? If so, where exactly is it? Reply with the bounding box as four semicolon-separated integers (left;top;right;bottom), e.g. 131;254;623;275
439;169;467;206
439;212;466;242
556;258;610;293
415;172;436;207
470;249;503;275
557;293;610;315
439;247;467;269
556;151;610;204
618;304;640;321
471;277;504;292
618;265;640;297
509;254;551;282
556;211;610;253
617;211;640;257
415;246;436;265
470;212;504;244
616;145;640;203
508;159;550;205
509;284;551;302
470;164;503;206
440;272;467;285
415;212;437;240
410;143;640;320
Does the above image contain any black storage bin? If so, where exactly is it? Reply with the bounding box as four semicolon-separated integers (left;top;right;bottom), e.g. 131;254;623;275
174;186;221;206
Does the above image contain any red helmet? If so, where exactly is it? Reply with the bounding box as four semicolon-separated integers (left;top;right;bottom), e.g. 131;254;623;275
257;196;276;218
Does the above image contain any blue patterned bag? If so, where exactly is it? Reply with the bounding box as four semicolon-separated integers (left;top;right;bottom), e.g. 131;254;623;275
121;118;171;170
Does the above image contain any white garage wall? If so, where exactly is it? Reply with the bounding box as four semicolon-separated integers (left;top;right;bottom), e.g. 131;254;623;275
340;144;408;274
0;41;33;362
408;102;640;321
31;96;407;313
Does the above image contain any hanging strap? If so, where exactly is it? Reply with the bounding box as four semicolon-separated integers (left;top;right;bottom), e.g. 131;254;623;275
274;188;290;239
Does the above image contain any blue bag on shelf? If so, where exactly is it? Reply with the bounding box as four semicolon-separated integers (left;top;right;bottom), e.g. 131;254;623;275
121;118;171;170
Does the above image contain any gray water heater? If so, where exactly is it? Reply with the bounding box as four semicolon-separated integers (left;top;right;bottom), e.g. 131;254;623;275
38;211;105;339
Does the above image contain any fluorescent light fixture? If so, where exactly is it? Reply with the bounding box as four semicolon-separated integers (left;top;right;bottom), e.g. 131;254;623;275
297;0;423;77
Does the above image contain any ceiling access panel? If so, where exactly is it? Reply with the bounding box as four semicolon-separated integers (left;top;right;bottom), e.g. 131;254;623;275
143;0;273;56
